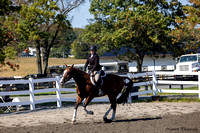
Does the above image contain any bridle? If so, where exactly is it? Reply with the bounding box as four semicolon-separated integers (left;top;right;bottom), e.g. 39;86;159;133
60;69;73;85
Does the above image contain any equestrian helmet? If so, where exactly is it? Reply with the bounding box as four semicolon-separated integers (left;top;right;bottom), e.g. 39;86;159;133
89;45;97;51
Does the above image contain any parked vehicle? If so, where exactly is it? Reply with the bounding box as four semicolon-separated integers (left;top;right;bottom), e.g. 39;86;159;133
47;65;65;77
101;62;128;75
0;74;54;91
47;62;129;76
174;53;200;79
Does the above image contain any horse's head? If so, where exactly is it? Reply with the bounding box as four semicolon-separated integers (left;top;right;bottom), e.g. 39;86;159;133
60;64;74;85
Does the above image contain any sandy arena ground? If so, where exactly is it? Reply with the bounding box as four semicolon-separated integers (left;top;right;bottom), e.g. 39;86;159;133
0;102;200;133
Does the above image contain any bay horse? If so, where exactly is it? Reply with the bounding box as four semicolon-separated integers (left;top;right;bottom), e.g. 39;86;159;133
60;64;133;123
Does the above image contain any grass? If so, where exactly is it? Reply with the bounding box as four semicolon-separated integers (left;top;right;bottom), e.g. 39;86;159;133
159;97;200;102
35;101;75;107
163;86;198;90
12;91;75;97
157;86;198;96
132;97;200;103
139;86;199;96
1;57;86;77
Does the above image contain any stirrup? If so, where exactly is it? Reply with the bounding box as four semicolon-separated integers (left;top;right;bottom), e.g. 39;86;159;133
98;88;104;96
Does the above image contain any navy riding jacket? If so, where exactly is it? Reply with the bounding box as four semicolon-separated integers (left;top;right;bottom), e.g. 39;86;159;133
84;53;101;73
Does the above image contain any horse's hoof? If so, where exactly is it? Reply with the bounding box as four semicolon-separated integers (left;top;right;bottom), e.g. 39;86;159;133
89;111;94;115
71;120;76;124
103;118;112;123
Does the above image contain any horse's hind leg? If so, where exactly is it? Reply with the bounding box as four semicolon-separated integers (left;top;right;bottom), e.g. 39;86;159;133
104;96;117;122
103;106;112;119
110;102;117;120
103;103;116;122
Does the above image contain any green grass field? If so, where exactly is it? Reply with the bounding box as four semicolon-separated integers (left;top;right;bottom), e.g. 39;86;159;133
1;57;86;77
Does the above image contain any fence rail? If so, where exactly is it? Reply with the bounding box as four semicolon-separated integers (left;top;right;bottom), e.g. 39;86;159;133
0;71;200;111
128;71;200;100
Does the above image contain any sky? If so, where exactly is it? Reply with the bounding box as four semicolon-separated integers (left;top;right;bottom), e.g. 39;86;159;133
69;0;93;28
70;0;190;28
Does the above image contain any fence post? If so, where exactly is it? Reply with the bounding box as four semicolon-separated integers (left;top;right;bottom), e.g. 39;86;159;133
198;72;200;99
152;70;158;96
127;74;132;103
29;78;35;110
56;76;62;107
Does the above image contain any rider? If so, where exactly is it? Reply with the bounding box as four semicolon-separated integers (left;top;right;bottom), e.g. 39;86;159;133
84;45;104;96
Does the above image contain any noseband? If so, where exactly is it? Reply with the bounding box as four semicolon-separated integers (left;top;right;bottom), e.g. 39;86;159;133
60;69;69;85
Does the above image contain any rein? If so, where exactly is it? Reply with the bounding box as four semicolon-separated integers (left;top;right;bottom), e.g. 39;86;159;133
72;68;90;84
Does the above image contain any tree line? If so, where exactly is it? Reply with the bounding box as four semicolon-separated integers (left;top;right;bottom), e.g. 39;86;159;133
0;0;199;74
0;0;84;75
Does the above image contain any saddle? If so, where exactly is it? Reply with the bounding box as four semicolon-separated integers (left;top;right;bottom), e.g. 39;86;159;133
90;70;106;86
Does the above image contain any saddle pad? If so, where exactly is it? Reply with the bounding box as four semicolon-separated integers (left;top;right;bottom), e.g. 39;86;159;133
90;70;106;86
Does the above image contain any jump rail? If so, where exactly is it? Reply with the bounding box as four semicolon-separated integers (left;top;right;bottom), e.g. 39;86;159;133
0;71;200;110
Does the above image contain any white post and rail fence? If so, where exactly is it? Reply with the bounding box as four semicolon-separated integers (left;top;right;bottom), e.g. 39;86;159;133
0;71;200;111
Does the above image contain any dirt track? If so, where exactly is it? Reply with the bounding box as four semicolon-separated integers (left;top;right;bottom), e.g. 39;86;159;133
1;102;200;133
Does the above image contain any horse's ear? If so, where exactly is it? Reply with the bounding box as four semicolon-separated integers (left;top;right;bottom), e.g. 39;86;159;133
71;64;74;68
65;64;68;68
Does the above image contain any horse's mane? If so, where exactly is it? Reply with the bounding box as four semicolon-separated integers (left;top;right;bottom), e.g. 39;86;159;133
72;67;90;79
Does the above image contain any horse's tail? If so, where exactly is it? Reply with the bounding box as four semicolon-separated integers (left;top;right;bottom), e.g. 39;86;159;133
116;77;133;104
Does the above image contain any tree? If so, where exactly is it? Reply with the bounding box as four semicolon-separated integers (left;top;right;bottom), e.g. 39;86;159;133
12;0;84;75
84;0;183;72
71;28;89;58
50;28;77;58
72;27;111;58
171;0;200;54
0;0;21;65
72;41;90;58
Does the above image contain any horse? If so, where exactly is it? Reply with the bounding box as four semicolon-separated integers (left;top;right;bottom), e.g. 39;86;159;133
60;64;133;123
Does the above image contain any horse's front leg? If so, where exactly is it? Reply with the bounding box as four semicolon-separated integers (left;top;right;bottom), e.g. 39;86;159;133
72;95;83;124
83;95;94;115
